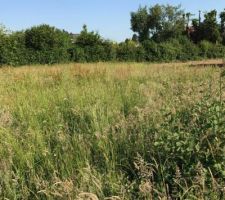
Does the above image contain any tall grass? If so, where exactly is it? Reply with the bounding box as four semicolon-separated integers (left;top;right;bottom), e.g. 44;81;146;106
0;63;224;199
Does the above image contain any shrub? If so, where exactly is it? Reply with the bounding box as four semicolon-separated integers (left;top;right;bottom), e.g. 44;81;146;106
142;40;158;62
116;40;145;62
178;36;200;60
68;46;86;62
25;24;71;64
101;41;117;61
70;25;116;62
158;41;180;61
0;31;29;66
198;40;225;59
1;23;225;66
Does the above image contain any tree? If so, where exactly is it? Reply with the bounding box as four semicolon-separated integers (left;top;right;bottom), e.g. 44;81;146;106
190;18;203;43
202;10;221;43
220;10;225;32
220;10;225;44
185;12;194;27
131;6;150;42
153;4;185;42
132;34;139;42
131;4;186;42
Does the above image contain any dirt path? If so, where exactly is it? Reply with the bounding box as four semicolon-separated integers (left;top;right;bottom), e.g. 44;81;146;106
148;59;224;68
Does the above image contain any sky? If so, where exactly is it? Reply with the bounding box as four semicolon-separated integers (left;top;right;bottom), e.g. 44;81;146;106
0;0;225;41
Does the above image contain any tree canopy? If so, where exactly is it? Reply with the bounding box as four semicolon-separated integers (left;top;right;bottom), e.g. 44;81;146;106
0;4;225;66
131;4;225;45
131;4;186;42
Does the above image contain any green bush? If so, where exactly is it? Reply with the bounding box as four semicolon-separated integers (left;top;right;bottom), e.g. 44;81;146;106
68;46;86;62
158;41;180;61
102;41;117;61
142;40;160;61
69;26;116;62
116;40;145;62
25;24;71;64
0;33;8;65
178;37;200;60
1;23;225;66
199;40;225;58
0;31;28;66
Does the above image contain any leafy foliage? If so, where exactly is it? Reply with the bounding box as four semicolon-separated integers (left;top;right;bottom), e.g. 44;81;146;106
131;4;186;42
0;4;225;66
25;24;71;64
69;25;116;62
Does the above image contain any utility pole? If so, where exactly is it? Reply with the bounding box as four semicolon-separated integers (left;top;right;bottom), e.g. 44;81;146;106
199;10;201;25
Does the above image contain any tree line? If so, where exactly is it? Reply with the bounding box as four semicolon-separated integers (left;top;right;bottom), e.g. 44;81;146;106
0;4;225;66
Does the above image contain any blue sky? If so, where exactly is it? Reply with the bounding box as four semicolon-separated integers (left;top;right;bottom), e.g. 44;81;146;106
0;0;224;41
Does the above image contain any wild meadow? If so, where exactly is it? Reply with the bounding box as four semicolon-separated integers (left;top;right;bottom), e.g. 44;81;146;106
0;62;224;199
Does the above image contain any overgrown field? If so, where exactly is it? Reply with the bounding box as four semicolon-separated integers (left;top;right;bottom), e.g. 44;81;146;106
0;63;224;199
